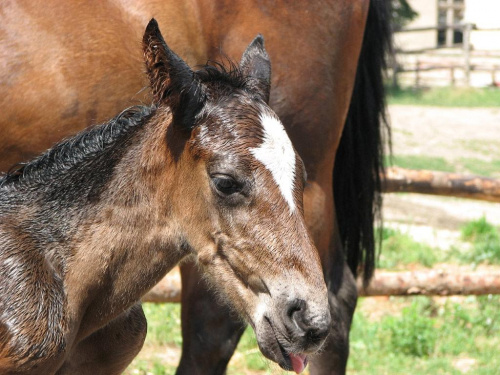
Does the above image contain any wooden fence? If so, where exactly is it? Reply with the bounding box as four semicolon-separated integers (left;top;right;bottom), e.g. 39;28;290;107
140;168;500;302
142;266;500;303
383;167;500;203
392;24;500;87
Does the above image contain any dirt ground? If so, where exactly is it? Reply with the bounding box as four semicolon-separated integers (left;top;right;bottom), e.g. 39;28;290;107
389;105;500;162
384;105;500;248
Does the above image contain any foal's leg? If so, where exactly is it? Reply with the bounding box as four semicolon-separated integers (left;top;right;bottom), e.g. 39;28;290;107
57;303;147;375
176;261;246;375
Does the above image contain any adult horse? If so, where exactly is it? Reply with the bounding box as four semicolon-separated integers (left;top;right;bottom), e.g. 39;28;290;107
1;20;331;374
0;1;391;373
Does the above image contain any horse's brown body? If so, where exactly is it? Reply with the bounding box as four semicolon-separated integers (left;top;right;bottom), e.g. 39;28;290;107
1;1;365;180
0;1;385;374
1;19;332;374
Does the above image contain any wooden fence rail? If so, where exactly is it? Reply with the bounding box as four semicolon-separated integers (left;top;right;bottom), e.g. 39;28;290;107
140;167;500;303
382;167;500;203
141;267;500;303
359;269;500;296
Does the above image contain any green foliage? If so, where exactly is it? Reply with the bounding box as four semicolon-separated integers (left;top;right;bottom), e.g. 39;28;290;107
458;158;500;178
385;154;455;172
385;153;500;181
381;226;398;240
385;154;500;179
142;303;182;347
124;295;500;374
392;0;419;29
378;227;440;269
348;296;500;374
461;217;497;241
387;86;500;107
457;140;500;159
454;217;500;265
129;359;176;375
383;298;437;357
236;328;270;371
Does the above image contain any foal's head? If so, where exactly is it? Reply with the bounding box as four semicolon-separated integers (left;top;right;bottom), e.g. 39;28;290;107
143;19;330;372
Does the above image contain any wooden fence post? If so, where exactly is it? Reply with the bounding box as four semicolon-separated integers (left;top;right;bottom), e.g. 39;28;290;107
463;23;473;87
415;59;421;88
391;55;399;89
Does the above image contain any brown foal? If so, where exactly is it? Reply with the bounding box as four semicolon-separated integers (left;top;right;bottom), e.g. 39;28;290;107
0;20;330;374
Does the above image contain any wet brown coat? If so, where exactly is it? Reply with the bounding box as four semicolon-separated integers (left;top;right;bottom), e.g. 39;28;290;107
0;1;371;374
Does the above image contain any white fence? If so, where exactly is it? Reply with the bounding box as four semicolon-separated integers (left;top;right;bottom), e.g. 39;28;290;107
392;24;500;87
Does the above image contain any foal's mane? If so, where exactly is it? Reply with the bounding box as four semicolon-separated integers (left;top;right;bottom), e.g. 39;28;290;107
196;60;249;91
1;106;154;187
0;61;250;188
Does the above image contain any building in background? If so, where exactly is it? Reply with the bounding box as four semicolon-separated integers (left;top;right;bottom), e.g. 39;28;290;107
394;0;500;87
465;0;500;51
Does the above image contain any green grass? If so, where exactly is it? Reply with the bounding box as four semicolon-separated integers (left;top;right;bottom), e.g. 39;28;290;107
456;140;500;159
451;217;500;265
125;218;500;374
128;359;176;375
387;86;500;107
126;292;500;374
125;304;181;375
385;155;455;172
383;298;437;357
385;154;500;178
378;227;441;269
142;303;182;347
458;158;500;178
380;218;500;268
232;328;271;372
347;295;500;374
462;216;498;241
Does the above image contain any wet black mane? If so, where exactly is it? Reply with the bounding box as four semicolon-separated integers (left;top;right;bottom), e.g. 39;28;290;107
1;106;154;187
195;60;249;91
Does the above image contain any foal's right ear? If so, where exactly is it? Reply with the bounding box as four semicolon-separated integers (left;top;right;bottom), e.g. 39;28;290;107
143;19;205;130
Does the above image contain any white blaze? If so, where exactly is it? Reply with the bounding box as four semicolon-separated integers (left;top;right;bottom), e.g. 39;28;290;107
250;113;296;212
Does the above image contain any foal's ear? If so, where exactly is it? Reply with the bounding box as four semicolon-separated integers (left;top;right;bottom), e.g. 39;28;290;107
143;19;204;129
239;35;271;103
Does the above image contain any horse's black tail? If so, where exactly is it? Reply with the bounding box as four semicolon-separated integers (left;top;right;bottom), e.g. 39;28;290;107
333;0;392;285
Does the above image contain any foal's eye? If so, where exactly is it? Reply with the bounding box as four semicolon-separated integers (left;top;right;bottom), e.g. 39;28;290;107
212;175;242;196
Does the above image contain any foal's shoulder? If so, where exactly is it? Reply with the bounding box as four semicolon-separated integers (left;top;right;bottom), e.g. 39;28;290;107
0;225;67;370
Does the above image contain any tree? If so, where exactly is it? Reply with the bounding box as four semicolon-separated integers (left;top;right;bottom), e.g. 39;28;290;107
392;0;419;30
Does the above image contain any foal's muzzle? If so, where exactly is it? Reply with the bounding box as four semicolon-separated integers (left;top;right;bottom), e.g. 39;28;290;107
284;298;331;350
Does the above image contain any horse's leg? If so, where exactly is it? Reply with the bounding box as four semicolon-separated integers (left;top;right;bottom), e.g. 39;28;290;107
308;260;358;375
57;303;146;375
176;261;246;375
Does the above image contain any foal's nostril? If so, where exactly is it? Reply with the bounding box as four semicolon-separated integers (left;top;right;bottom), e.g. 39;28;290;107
306;324;329;343
287;298;306;319
286;298;330;345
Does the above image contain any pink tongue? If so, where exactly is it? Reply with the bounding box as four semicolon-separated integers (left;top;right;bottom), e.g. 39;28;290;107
289;353;308;374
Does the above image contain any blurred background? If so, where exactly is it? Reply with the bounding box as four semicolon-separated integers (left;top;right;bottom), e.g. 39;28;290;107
126;1;500;373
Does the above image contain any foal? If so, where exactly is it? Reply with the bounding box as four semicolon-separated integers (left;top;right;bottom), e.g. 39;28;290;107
0;19;329;374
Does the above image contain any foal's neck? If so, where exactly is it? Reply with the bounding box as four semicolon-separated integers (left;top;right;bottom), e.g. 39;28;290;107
63;109;190;337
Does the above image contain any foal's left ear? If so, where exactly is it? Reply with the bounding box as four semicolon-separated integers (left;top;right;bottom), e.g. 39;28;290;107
240;35;271;103
143;19;204;129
